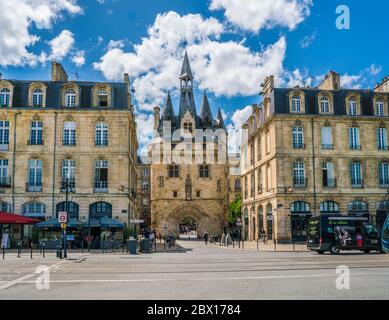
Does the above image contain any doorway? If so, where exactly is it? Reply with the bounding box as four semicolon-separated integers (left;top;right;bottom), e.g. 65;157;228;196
179;217;197;239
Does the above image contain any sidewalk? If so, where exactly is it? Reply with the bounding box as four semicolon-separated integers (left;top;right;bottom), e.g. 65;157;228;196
214;240;309;252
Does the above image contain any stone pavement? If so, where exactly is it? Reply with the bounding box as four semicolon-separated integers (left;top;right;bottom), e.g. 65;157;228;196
212;240;309;252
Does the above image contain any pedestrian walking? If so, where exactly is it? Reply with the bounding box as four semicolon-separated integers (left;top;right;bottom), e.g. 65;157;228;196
203;231;209;245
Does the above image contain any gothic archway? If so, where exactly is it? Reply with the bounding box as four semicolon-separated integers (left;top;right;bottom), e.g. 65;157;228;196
164;203;218;238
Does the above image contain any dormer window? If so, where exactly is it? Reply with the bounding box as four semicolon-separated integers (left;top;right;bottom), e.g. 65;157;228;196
376;98;384;116
65;89;76;107
0;89;10;107
291;96;301;112
348;97;357;115
184;122;193;133
320;96;330;113
97;90;108;107
32;89;43;107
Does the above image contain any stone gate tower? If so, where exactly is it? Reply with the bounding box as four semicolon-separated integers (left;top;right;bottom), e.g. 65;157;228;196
149;52;229;237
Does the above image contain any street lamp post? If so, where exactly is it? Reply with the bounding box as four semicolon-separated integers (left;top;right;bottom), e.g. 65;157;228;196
63;177;70;258
119;185;136;235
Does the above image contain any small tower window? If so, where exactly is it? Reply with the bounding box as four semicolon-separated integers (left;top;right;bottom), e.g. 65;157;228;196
65;89;76;107
32;89;43;107
98;90;108;107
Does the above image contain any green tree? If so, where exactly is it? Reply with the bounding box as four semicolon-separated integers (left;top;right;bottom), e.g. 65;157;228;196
229;197;242;225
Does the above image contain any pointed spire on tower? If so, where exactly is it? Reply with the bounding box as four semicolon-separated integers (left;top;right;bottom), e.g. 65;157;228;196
200;91;213;127
162;91;175;121
180;51;193;80
216;107;226;129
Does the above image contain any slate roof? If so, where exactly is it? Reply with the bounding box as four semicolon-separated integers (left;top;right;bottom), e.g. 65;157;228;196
5;80;129;109
271;87;388;116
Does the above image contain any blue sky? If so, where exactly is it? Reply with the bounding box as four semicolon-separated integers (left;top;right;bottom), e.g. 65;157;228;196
1;0;388;147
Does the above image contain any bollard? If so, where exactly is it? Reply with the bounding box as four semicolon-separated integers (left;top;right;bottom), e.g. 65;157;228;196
257;239;259;251
102;241;105;254
2;247;4;259
242;240;244;250
154;240;157;252
88;241;90;253
81;240;84;254
31;246;33;259
233;237;235;249
238;239;241;249
164;239;166;251
43;244;45;258
274;239;277;251
293;242;295;252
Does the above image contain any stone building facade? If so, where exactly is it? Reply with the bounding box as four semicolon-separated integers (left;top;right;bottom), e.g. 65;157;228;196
136;157;151;227
241;72;389;242
0;63;138;240
149;52;231;237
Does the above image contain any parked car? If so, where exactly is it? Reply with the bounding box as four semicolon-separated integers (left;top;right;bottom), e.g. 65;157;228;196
382;215;389;254
307;215;383;254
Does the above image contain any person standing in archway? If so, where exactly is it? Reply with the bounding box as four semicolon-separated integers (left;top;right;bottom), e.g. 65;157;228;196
203;231;209;245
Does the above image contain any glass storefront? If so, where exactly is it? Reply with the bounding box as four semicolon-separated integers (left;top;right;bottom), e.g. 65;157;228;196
290;201;312;242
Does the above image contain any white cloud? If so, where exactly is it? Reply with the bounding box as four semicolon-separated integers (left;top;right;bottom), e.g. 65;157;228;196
341;74;362;89
108;40;125;50
340;64;383;89
93;11;289;148
48;30;75;61
0;0;82;67
94;11;287;110
300;31;317;48
227;105;253;154
209;0;312;33
71;50;86;67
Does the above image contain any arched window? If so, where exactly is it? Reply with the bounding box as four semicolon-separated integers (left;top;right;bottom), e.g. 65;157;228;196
0;88;10;107
376;98;384;116
320;201;340;214
32;89;43;107
290;201;311;213
56;202;79;219
348;201;368;212
258;206;264;231
65;89;76;107
97;90;108;107
291;96;301;112
23;202;46;218
0;201;11;213
89;202;112;220
320;96;330;113
348;97;357;115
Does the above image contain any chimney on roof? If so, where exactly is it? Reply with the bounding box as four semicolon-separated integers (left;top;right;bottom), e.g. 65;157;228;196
51;62;68;82
374;76;389;93
318;71;341;90
260;76;274;96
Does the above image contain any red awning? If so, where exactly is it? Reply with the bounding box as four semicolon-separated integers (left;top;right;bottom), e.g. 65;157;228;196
0;212;38;225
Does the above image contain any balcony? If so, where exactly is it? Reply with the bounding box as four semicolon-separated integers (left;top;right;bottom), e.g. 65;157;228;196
293;144;305;150
351;179;364;188
323;178;337;188
0;177;11;188
379;180;389;188
0;144;9;151
94;181;108;193
60;180;76;191
322;144;334;150
349;144;361;151
62;140;76;147
378;145;389;151
27;139;44;146
26;183;42;192
293;178;307;188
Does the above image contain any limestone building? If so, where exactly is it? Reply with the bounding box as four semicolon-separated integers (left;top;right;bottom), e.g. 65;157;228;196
241;72;389;242
136;157;151;228
149;52;231;237
0;63;138;241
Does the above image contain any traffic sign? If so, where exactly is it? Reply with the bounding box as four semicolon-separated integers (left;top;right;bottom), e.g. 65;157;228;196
61;223;67;229
58;211;68;223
